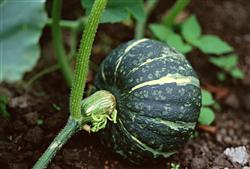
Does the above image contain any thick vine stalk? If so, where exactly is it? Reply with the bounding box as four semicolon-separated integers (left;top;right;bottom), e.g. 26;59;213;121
32;118;79;169
32;0;109;168
70;0;108;120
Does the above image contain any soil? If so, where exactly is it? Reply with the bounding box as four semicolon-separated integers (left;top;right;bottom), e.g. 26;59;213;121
1;0;250;169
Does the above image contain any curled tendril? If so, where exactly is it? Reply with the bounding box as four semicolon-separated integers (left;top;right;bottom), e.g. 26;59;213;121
90;109;117;132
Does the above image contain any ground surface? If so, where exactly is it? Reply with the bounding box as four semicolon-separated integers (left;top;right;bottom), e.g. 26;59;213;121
0;0;250;168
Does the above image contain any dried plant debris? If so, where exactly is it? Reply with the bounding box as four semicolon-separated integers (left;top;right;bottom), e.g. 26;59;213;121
224;146;249;166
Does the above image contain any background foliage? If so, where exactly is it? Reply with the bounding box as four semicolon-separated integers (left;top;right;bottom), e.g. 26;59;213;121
0;0;47;82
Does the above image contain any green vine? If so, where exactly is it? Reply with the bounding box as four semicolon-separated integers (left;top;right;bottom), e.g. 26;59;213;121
51;0;74;86
32;0;112;168
32;118;79;169
69;0;108;120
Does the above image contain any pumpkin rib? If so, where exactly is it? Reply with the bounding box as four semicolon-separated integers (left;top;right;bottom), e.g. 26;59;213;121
122;86;201;122
120;101;197;125
128;73;199;94
113;39;149;84
124;53;179;78
116;105;179;148
119;106;196;138
118;119;176;159
141;115;196;131
100;63;107;84
117;104;195;145
118;62;198;91
123;47;189;80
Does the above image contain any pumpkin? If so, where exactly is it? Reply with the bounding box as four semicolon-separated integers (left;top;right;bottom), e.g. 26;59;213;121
94;39;201;164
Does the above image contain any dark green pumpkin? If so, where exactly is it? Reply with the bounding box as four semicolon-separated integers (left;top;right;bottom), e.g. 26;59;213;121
94;39;201;164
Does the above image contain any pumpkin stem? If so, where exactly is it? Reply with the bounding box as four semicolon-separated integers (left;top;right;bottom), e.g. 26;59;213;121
32;118;80;169
32;90;116;169
81;90;117;132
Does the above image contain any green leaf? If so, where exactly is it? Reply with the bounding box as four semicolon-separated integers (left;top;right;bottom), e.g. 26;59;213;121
36;119;44;125
209;55;244;79
81;0;146;23
181;15;201;43
149;24;173;41
202;89;215;106
52;103;61;111
217;72;226;81
194;35;233;54
213;102;221;112
230;67;244;79
149;24;192;53
199;107;215;125
0;95;10;118
166;34;192;54
0;0;6;5
209;54;239;70
0;0;47;83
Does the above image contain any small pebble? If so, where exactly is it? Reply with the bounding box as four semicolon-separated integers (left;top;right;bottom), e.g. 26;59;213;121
241;93;250;110
62;149;80;161
216;133;223;143
9;95;29;108
24;112;38;125
224;93;240;109
83;147;88;152
191;157;208;169
24;126;44;145
213;154;232;167
10;163;28;169
224;136;233;144
244;34;250;42
50;163;62;169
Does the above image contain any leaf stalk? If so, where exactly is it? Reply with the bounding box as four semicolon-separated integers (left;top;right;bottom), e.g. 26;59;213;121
51;0;74;86
162;0;190;27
